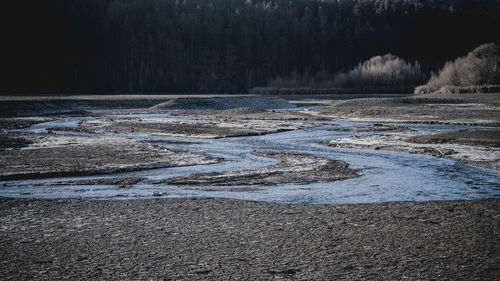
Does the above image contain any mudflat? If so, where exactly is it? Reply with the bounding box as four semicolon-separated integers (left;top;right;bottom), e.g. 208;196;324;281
0;197;498;280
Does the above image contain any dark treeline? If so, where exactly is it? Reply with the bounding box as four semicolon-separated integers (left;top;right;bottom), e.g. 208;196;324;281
3;0;500;93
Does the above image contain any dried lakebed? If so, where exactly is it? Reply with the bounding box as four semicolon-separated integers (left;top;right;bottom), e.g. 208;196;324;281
1;95;499;280
1;197;498;280
1;113;499;203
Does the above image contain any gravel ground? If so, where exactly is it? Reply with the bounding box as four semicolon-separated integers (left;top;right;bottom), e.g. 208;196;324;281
0;197;498;280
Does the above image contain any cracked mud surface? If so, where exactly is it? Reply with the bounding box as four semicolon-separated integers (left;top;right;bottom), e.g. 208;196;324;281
0;133;219;180
324;130;500;170
157;151;361;186
0;197;498;280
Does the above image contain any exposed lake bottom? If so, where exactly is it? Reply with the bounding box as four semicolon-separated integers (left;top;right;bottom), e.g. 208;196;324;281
1;114;499;204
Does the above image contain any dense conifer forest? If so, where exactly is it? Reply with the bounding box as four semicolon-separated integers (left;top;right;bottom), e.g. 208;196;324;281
3;0;500;93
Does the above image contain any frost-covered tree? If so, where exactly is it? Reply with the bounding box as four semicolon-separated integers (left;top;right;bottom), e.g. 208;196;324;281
332;54;425;88
415;43;500;93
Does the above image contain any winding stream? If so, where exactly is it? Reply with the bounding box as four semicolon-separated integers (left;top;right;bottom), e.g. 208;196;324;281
1;113;499;204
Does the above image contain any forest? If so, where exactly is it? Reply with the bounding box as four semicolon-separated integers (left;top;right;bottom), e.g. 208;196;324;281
3;0;500;93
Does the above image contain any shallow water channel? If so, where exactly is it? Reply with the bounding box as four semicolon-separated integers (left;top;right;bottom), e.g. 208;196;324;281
2;113;499;204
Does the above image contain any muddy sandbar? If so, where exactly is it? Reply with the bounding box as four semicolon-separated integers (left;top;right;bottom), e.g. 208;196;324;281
323;130;500;170
0;133;219;180
158;151;361;186
81;117;316;138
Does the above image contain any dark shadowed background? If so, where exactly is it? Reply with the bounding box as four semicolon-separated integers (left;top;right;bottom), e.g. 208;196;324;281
2;0;500;93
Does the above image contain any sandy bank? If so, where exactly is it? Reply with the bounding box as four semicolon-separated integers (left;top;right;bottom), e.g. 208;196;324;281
0;197;498;280
156;151;361;186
